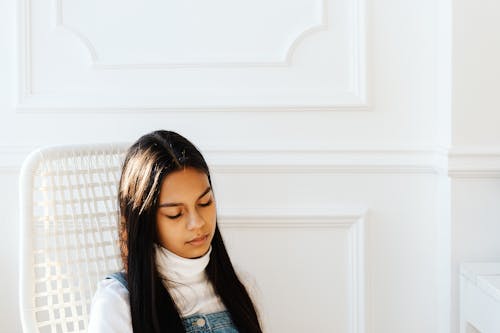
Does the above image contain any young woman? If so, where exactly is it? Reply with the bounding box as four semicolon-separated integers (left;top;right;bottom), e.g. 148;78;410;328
88;130;264;333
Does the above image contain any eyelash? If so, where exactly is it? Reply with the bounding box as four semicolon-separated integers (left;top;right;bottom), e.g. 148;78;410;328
199;200;213;207
166;200;213;219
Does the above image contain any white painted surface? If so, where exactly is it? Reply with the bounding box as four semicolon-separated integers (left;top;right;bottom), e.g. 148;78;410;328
220;211;365;333
451;179;500;333
19;0;366;109
452;0;500;147
460;263;500;333
450;0;500;331
0;0;499;332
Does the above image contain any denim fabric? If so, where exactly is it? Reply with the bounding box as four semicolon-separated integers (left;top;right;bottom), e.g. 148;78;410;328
106;271;127;288
106;273;239;332
183;310;239;333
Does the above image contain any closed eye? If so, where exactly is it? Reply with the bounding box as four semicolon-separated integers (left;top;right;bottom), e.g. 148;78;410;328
199;200;213;207
166;213;182;219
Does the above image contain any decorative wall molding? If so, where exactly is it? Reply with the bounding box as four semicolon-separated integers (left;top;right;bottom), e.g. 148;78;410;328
0;146;33;174
448;148;500;179
1;146;446;175
218;210;364;228
55;0;329;69
11;145;500;178
17;0;368;112
14;105;371;114
207;148;444;174
218;209;366;333
8;146;500;178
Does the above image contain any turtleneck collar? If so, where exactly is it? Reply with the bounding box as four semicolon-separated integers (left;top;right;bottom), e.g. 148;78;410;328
155;244;212;282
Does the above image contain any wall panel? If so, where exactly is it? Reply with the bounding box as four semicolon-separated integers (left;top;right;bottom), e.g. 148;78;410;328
220;213;365;332
18;0;367;110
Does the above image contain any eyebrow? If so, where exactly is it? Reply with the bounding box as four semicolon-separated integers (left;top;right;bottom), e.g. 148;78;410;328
158;186;212;208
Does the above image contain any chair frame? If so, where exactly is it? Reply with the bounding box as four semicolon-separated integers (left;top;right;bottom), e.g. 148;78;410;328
19;143;128;333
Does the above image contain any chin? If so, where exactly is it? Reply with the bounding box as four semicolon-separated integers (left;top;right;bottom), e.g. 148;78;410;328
191;246;210;259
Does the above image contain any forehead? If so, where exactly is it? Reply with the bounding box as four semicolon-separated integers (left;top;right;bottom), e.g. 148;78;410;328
158;167;210;199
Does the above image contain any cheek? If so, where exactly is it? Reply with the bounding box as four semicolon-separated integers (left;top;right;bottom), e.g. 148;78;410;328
156;222;168;244
156;218;177;245
206;207;217;229
204;205;216;218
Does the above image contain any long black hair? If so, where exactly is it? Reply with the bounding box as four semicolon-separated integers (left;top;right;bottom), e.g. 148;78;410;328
118;130;263;333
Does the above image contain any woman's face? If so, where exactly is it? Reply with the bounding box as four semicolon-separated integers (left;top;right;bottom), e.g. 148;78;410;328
155;167;217;259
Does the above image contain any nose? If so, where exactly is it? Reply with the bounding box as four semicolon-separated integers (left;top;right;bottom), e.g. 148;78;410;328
186;209;206;230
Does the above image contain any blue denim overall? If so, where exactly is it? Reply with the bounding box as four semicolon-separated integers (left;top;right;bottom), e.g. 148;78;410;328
106;272;239;333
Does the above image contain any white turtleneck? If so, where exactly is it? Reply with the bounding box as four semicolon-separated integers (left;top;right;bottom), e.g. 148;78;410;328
87;245;267;333
154;244;226;316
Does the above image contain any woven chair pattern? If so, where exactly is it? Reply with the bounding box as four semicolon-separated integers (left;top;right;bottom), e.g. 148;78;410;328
20;144;128;333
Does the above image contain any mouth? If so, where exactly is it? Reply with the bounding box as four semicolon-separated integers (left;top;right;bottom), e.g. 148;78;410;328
187;234;209;246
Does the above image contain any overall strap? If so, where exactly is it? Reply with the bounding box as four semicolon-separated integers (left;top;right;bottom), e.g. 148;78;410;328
106;271;128;290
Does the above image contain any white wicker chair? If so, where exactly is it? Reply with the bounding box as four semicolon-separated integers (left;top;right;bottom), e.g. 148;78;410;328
19;144;129;333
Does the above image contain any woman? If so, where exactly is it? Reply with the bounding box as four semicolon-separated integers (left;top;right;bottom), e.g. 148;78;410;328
88;130;264;333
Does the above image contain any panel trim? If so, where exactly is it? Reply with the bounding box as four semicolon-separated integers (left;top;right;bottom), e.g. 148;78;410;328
16;0;368;112
207;148;442;174
0;145;32;174
218;211;363;228
448;148;500;179
55;0;329;69
1;146;442;175
17;0;31;98
15;105;371;113
218;209;366;333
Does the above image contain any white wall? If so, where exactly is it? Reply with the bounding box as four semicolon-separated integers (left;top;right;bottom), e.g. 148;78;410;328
449;0;500;332
1;0;499;332
452;0;500;147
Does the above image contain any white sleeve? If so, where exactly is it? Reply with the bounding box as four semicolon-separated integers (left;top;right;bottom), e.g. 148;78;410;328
87;279;133;333
235;267;270;333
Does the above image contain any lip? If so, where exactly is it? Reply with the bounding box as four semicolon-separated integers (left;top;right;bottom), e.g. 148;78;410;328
187;234;209;246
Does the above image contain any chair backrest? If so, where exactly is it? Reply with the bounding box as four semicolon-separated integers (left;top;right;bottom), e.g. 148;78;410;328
19;144;129;333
